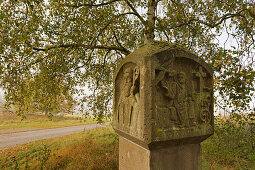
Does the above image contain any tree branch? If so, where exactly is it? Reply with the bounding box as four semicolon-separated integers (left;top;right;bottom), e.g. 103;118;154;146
125;0;147;26
33;43;130;55
67;0;119;8
173;12;247;29
24;55;49;71
155;17;170;41
89;12;138;49
111;28;129;53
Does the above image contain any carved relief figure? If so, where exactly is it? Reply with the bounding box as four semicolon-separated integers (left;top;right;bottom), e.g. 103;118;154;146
200;88;211;124
155;63;212;130
160;71;178;121
131;67;140;132
156;70;189;128
161;71;177;100
117;67;140;129
175;72;188;127
187;94;196;126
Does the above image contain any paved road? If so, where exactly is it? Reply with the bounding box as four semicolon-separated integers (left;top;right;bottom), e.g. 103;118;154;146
0;128;43;134
0;122;110;149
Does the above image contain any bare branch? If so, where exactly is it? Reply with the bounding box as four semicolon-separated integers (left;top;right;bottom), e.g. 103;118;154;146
173;11;247;29
33;43;130;55
125;0;147;26
89;12;138;48
67;0;119;8
155;17;170;41
111;28;129;53
24;55;49;70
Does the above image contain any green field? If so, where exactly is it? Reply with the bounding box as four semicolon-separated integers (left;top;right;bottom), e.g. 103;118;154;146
0;115;254;169
0;113;102;130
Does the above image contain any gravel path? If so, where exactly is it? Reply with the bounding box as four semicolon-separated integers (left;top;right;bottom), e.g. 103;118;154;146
0;122;110;149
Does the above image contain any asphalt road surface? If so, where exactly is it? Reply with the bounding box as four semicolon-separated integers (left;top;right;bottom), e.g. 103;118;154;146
0;122;110;149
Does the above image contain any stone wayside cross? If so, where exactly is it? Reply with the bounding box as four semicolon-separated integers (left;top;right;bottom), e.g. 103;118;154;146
113;42;214;170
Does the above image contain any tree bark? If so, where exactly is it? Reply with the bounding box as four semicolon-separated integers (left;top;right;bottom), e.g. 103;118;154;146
145;0;156;43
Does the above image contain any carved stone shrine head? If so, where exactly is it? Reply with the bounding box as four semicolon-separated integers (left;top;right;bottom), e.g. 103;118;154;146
113;42;214;149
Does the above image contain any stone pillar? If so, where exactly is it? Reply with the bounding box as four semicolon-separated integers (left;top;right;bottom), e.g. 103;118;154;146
113;42;214;170
119;137;201;170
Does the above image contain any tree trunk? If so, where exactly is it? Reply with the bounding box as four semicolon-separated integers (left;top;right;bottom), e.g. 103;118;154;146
145;0;156;43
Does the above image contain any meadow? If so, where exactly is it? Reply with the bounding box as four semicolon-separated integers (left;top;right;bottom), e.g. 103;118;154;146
0;114;254;169
0;112;100;130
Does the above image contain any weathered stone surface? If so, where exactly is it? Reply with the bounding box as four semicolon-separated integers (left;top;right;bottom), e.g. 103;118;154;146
119;136;200;170
113;42;214;149
119;137;150;170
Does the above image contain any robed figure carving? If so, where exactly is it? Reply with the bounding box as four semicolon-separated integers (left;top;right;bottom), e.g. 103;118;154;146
117;66;140;134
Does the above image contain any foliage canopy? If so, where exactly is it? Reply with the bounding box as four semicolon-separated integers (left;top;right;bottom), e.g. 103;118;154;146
0;0;254;118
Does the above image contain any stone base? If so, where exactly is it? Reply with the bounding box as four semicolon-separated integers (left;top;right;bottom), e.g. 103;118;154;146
119;136;201;170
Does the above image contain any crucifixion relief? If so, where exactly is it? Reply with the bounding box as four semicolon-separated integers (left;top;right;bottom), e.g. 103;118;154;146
193;66;207;93
154;60;213;130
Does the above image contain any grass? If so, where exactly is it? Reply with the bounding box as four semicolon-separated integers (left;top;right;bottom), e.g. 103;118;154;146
0;126;118;170
0;112;106;130
0;115;254;169
201;114;255;169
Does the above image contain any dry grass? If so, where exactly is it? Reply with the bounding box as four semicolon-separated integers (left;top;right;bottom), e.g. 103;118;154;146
0;126;118;170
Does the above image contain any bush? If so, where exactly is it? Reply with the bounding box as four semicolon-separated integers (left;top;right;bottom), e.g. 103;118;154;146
202;113;255;169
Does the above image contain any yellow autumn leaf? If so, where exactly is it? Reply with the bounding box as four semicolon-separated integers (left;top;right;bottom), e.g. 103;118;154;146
214;78;219;83
226;62;230;66
157;128;163;132
246;79;249;83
